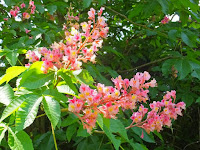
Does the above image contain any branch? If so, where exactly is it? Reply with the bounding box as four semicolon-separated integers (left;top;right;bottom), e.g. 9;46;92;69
118;56;173;73
103;6;168;38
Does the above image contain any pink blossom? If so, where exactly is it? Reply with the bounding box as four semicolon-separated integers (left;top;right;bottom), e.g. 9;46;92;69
25;29;31;34
161;16;170;24
88;8;95;20
20;3;26;8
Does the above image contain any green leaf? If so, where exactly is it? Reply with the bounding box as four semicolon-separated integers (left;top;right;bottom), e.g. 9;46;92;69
191;69;200;80
0;84;14;106
61;114;79;127
43;96;61;128
110;119;129;141
6;51;19;66
97;115;121;150
36;4;45;14
181;31;196;47
162;59;176;76
131;127;155;143
0;123;7;144
196;97;200;103
66;124;78;142
168;30;178;41
77;125;90;137
8;128;34;150
130;140;148;150
57;85;76;96
0;66;27;85
47;5;57;15
181;93;194;107
83;0;92;8
15;96;42;131
98;0;106;5
73;69;94;85
0;94;36;122
58;71;78;94
43;88;68;103
156;0;169;14
19;62;54;89
174;59;192;80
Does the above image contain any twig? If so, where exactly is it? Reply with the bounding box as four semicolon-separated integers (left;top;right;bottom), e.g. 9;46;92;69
118;56;172;73
183;141;199;150
51;123;58;150
36;113;46;119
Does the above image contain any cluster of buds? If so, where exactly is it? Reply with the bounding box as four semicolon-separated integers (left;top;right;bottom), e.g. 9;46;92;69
9;1;35;20
68;71;185;134
161;16;170;24
26;8;109;73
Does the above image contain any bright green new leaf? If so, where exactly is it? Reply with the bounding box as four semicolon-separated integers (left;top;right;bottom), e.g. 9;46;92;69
8;128;34;150
43;96;61;128
0;66;26;85
15;96;42;131
73;69;94;85
0;84;14;106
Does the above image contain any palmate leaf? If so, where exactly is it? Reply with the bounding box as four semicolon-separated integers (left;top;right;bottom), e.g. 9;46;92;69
8;127;34;150
0;84;14;106
15;96;42;131
43;96;61;128
19;61;54;89
0;66;27;85
0;94;38;122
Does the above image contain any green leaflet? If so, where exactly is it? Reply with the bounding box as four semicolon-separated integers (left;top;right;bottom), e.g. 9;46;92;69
0;84;14;106
8;128;34;150
0;66;27;85
174;59;192;80
42;96;61;128
58;71;78;94
15;96;43;131
97;114;121;150
0;94;38;122
19;61;54;89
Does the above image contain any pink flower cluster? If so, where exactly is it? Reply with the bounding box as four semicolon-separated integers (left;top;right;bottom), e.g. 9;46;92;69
68;72;162;133
130;90;185;133
9;1;35;20
68;72;185;134
161;16;170;24
26;8;109;73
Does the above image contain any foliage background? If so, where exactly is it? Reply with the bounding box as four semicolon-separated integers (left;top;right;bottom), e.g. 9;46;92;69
0;0;200;150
